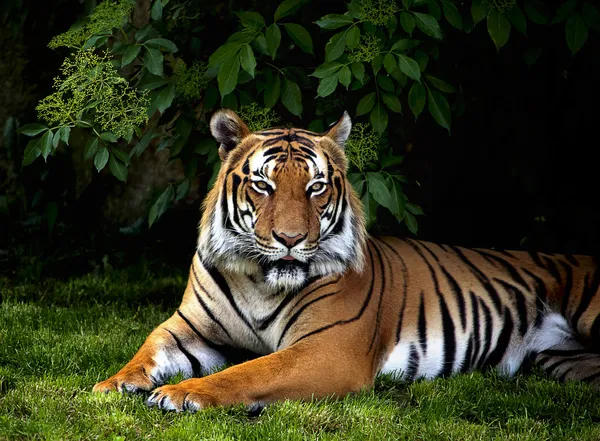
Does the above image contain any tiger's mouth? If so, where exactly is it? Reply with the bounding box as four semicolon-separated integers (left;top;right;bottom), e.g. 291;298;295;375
261;259;310;291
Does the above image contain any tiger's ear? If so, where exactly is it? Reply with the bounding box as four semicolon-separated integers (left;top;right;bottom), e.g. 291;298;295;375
210;109;250;160
323;111;352;149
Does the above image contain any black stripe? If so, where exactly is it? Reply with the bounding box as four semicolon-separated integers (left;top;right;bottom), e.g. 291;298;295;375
543;357;575;374
522;268;548;328
438;291;456;377
475;250;530;292
462;336;473;373
190;267;232;339
176;309;226;352
559;261;574;316
469;291;481;368
290;245;377;346
571;269;600;332
581;370;600;383
165;328;202;376
207;266;262;340
543;256;562;284
540;348;589;357
256;294;296;330
440;264;467;331
368;240;388;353
481;308;514;369
477;298;493;369
494;278;528;337
564;254;579;266
528;250;546;269
557;366;573;381
418;291;427;354
406;344;419;380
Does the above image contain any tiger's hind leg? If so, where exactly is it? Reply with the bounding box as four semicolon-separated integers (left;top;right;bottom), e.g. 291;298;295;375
535;339;600;387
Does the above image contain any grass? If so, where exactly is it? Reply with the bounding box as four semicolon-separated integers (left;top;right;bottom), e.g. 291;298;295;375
2;270;600;440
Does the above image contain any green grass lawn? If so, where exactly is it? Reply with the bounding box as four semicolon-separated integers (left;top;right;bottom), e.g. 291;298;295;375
2;270;600;441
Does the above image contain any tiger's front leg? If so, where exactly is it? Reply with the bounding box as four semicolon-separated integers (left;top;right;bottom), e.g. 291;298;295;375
146;337;374;412
93;311;227;394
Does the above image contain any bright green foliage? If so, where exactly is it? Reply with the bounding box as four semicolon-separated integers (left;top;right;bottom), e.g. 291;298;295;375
345;123;380;172
48;0;135;49
359;0;400;25
236;103;281;132
36;50;149;139
173;60;209;100
347;34;381;63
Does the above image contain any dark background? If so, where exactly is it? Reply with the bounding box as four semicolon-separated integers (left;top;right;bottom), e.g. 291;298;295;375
1;0;599;281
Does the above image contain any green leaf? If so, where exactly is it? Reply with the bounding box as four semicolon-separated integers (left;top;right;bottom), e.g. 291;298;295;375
317;74;339;97
471;0;489;24
346;25;360;50
236;11;266;30
283;23;313;55
274;0;308;22
282;78;302;116
428;0;442;21
18;123;48;137
442;0;462;30
367;172;393;210
154;83;176;114
425;75;455;93
83;35;108;50
109;156;128;182
524;0;549;25
221;92;238;110
405;211;418;234
151;0;162;20
391;39;420;52
218;54;240;97
208;42;244;69
240;45;257;77
338;66;352;88
325;31;347;62
351;62;365;83
40;131;53;161
388;178;406;217
582;2;600;32
266;24;281;59
135;25;152;42
565;13;588;55
311;62;343;78
349;173;365;196
94;147;109;172
524;47;542;67
414;49;429;71
84;138;99;160
149;184;175;228
381;155;404;168
409;81;426;118
382;92;402;113
390;67;408;86
57;126;70;146
130;131;156;158
144;47;164;76
316;14;354;29
413;12;443;39
361;190;376;229
144;38;178;53
100;132;118;143
383;53;397;74
22;138;41;166
506;5;527;36
377;75;395;92
402;0;412;8
370;103;388;134
487;8;511;52
264;74;281;108
552;0;577;24
406;202;424;215
122;45;141;67
427;87;451;132
398;54;421;82
176;179;191;202
387;15;399;35
356;92;376;116
372;54;384;76
400;11;416;35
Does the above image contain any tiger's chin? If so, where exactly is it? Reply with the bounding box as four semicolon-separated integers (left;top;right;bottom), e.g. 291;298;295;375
263;260;310;292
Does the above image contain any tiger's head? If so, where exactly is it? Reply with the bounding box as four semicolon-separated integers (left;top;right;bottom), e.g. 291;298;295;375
197;109;366;292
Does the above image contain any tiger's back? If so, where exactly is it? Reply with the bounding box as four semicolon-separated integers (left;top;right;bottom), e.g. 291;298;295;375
93;110;600;412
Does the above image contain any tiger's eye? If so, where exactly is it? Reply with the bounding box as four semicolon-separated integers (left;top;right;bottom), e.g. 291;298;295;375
310;182;324;192
256;181;268;190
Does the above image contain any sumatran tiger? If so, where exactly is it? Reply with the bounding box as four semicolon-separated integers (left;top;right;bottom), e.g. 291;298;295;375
93;109;600;412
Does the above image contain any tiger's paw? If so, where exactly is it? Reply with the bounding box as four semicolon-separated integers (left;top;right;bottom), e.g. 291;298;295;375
93;367;155;394
145;383;209;413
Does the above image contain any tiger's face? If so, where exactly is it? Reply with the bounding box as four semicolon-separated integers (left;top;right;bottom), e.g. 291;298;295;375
197;109;366;292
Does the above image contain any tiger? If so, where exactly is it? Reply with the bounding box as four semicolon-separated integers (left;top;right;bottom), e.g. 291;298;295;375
93;108;600;412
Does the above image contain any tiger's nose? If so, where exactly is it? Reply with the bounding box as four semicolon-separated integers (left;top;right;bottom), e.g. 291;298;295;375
272;231;306;248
